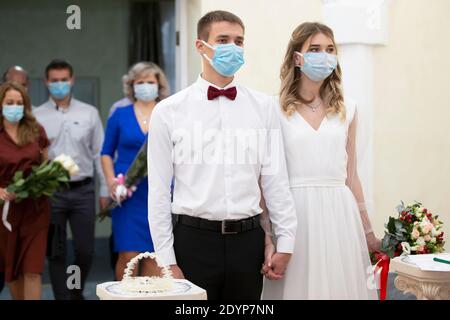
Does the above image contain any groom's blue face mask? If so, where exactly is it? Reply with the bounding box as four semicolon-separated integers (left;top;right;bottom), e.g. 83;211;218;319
201;40;245;77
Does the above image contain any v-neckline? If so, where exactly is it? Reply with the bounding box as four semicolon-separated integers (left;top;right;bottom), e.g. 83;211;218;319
3;127;20;146
295;110;327;132
131;105;148;136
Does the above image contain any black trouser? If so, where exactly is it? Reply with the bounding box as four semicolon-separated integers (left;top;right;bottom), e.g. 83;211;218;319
48;181;95;300
173;220;265;300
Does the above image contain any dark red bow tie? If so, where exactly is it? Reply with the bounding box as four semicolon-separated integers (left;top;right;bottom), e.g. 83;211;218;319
207;86;237;101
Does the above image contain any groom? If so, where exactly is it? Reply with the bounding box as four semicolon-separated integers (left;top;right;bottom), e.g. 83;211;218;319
147;10;297;300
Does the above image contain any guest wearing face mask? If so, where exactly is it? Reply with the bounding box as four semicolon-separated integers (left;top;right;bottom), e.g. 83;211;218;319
2;66;36;109
33;59;109;300
101;62;170;281
0;81;51;300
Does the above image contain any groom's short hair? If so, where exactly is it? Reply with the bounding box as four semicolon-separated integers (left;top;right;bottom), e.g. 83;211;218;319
197;10;245;41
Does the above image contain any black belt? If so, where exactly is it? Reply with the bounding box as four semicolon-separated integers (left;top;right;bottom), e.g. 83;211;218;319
176;214;261;235
67;177;93;189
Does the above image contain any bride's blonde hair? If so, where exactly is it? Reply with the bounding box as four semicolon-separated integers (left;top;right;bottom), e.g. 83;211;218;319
280;22;345;120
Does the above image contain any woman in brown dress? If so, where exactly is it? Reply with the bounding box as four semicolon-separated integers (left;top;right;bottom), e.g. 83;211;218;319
0;81;50;300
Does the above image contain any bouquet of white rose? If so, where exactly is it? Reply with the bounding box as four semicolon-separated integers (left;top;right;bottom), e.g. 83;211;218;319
1;154;79;231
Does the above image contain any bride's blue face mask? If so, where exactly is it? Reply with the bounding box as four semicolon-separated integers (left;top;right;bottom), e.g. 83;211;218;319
295;51;337;82
201;40;245;77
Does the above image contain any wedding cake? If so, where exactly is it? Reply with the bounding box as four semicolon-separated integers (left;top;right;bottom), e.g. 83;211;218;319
96;252;207;300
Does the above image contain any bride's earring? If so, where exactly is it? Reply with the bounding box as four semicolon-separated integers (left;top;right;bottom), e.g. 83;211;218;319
294;52;304;78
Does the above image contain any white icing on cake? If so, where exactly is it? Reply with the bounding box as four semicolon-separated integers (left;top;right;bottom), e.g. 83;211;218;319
119;252;174;293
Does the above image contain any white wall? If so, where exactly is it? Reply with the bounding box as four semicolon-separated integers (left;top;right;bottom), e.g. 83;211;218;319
372;0;450;239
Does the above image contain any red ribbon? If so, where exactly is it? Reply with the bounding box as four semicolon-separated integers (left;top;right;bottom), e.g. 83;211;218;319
374;253;390;300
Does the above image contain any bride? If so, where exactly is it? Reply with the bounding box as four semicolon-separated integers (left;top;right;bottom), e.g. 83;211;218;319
261;22;381;299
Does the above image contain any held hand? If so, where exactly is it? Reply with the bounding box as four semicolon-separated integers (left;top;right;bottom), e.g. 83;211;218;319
108;181;126;202
264;242;275;270
99;197;110;211
366;232;382;252
262;261;284;280
169;265;185;279
264;269;284;280
270;252;291;277
261;242;283;280
0;188;16;202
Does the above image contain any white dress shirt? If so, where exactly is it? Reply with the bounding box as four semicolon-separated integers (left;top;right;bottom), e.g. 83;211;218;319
148;75;297;265
34;97;109;197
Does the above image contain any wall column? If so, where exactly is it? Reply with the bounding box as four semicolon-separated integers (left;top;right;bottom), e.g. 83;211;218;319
322;0;392;216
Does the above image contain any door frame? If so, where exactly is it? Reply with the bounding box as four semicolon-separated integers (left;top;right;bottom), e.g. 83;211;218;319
175;0;188;92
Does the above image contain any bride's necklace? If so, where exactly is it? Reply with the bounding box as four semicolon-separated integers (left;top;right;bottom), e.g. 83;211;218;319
305;99;322;112
135;105;151;125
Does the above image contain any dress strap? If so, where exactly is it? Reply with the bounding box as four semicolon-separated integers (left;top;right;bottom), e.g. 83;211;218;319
344;96;357;123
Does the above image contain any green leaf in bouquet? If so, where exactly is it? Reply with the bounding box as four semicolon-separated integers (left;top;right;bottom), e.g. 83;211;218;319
46;180;59;191
394;231;403;238
399;226;407;232
14;178;26;188
413;200;422;207
394;220;404;231
33;163;46;174
36;164;52;176
17;190;29;199
52;163;66;177
381;236;391;251
395;235;407;243
386;247;396;259
30;183;43;193
47;166;58;178
6;185;17;193
12;171;23;182
57;175;70;183
386;217;397;234
53;161;62;169
396;204;405;214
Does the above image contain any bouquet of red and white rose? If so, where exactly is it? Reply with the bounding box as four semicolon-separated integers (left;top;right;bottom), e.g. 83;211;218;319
377;201;445;259
371;201;445;300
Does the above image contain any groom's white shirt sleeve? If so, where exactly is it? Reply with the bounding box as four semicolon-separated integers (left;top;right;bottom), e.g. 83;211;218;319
260;98;297;254
147;102;177;266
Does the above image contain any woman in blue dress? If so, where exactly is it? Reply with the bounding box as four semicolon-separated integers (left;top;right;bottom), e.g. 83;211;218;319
101;62;170;280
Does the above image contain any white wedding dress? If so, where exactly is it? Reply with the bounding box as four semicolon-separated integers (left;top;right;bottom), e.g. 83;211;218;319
262;98;378;300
